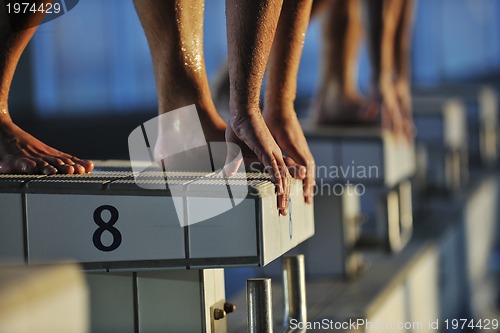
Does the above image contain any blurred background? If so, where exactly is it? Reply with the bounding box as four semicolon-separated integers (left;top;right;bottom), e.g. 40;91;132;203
3;1;500;330
8;0;500;160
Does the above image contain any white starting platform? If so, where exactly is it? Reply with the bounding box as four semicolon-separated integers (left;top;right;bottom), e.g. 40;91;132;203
296;127;416;278
0;160;314;333
227;171;499;332
414;84;498;168
412;96;469;192
0;160;314;271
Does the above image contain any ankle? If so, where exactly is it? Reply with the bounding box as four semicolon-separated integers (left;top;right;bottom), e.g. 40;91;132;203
263;98;294;120
263;110;297;128
395;79;410;92
228;107;262;133
377;76;395;93
0;104;12;125
228;101;261;128
196;102;226;131
229;86;262;116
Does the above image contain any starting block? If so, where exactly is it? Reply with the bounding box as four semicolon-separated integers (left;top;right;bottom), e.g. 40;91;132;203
299;183;363;278
86;269;228;333
300;127;415;277
415;84;498;168
0;160;314;333
0;160;314;271
413;96;468;192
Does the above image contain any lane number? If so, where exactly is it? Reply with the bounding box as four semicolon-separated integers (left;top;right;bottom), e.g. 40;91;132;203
93;205;122;252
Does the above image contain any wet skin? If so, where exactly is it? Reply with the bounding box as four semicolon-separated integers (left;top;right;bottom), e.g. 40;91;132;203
0;0;93;174
211;1;317;205
363;0;414;139
0;0;314;214
314;0;371;126
312;0;414;139
136;0;318;214
225;0;322;212
263;0;315;204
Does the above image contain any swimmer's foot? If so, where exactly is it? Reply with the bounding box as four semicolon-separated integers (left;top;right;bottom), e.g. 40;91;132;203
315;94;378;126
153;103;227;169
225;108;291;216
395;80;411;116
264;103;315;204
313;82;376;125
0;119;94;175
374;82;407;139
395;80;414;139
313;83;409;140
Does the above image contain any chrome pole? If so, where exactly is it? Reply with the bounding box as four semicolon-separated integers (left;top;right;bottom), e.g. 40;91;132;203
247;278;273;333
281;255;307;332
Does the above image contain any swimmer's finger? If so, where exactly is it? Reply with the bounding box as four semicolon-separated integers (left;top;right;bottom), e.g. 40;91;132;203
276;155;291;216
262;153;284;195
284;156;306;180
260;152;288;215
223;155;243;177
224;142;243;177
304;158;316;204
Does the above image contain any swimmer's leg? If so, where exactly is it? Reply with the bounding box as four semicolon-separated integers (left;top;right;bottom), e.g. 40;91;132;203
0;1;93;174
